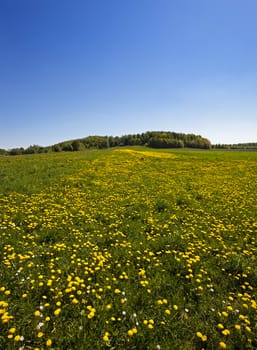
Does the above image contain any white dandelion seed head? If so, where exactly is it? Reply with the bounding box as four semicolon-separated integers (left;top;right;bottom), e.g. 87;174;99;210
36;322;44;329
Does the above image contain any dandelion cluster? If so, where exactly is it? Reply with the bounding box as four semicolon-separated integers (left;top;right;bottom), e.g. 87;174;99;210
0;149;257;349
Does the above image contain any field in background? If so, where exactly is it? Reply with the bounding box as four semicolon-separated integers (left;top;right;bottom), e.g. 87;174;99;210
0;148;257;349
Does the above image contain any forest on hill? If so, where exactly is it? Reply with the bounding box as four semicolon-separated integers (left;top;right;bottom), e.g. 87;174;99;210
1;131;211;155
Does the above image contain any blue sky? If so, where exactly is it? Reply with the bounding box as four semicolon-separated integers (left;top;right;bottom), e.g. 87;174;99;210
1;0;257;149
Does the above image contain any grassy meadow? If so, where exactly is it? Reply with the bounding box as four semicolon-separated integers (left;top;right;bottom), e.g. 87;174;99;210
0;147;257;349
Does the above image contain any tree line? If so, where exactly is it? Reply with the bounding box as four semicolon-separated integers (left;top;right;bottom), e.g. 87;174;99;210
212;143;257;150
2;131;212;155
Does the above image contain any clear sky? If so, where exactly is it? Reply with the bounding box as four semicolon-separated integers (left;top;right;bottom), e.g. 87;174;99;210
1;0;257;149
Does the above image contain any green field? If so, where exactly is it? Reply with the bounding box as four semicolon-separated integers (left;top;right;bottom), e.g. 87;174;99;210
0;148;257;349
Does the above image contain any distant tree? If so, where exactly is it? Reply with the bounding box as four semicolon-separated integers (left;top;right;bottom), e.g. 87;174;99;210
9;148;24;155
23;145;43;154
71;140;85;151
63;143;73;152
148;136;184;148
52;144;61;152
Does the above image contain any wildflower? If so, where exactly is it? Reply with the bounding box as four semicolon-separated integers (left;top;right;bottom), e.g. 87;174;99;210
103;332;110;342
219;342;227;349
37;332;44;338
88;311;95;319
222;329;230;336
36;322;44;329
14;335;22;342
9;327;16;333
0;301;8;308
46;339;52;347
54;308;61;316
165;309;171;315
127;327;137;336
196;331;207;341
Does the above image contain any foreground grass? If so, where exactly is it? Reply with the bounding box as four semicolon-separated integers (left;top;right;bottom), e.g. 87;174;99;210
0;148;257;349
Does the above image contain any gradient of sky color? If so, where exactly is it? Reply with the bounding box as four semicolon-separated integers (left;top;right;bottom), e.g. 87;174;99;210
1;0;257;149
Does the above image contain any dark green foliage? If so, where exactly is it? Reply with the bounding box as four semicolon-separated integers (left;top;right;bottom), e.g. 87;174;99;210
9;147;24;155
4;131;212;156
71;140;85;151
0;148;8;155
213;142;257;150
148;136;184;148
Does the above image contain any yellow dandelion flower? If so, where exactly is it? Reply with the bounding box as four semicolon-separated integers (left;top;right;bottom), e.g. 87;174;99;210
46;339;52;347
54;308;61;316
222;329;230;336
127;329;134;336
103;332;110;342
